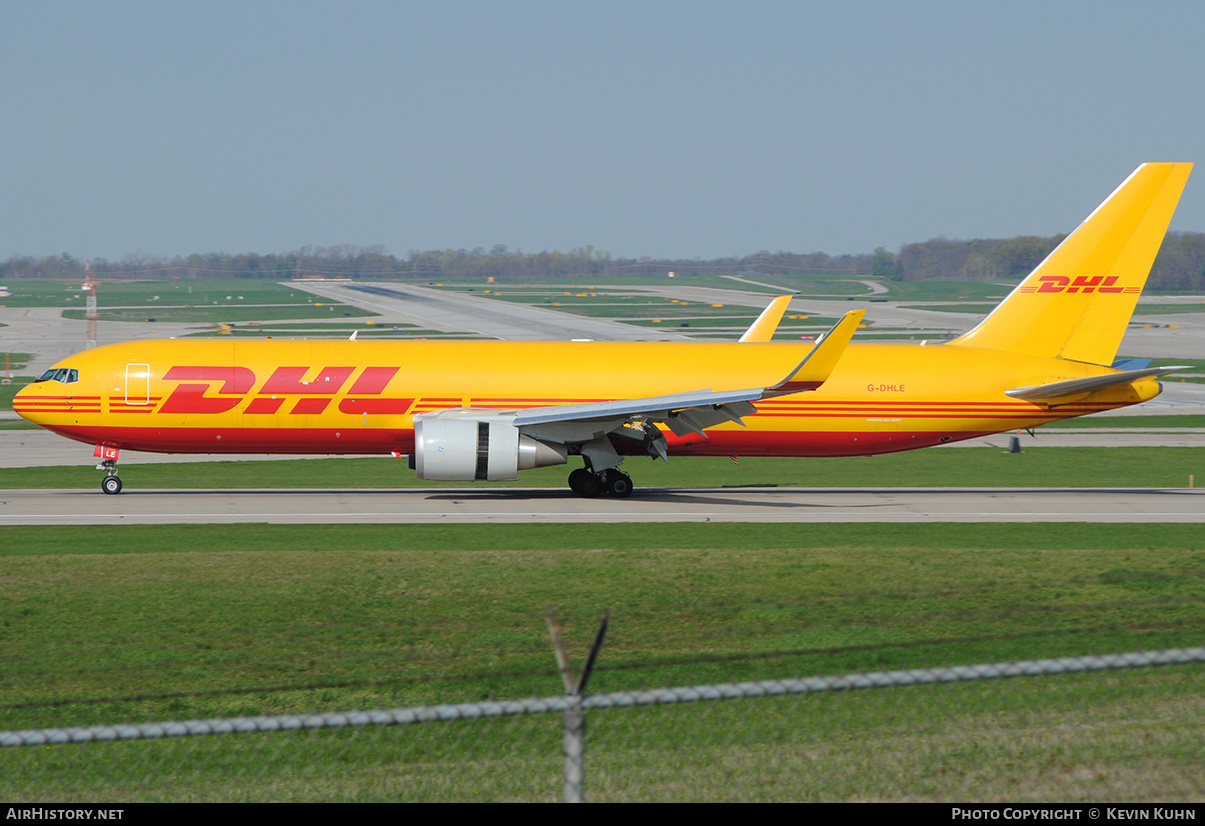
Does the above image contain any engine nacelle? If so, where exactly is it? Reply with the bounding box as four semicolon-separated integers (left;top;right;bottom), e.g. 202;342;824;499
414;418;568;481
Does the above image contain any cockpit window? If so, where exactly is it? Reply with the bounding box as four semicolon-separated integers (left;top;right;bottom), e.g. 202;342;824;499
34;368;79;384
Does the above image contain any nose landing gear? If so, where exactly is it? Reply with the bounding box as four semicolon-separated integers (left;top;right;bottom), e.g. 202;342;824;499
95;448;123;495
101;471;123;495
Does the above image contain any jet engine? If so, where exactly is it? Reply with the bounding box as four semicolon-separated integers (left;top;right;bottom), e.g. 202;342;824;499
413;417;568;481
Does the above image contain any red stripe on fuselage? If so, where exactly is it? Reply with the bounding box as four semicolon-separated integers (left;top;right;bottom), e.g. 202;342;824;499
42;424;996;458
338;398;415;415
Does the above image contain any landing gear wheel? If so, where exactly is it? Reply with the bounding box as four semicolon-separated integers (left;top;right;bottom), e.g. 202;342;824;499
568;468;592;494
101;475;123;495
605;472;633;499
577;473;603;498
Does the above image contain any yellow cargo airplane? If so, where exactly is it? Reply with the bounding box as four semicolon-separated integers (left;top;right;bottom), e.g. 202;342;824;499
14;162;1193;497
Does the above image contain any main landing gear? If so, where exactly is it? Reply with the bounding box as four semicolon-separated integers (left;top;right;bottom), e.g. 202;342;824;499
98;459;122;495
568;467;633;499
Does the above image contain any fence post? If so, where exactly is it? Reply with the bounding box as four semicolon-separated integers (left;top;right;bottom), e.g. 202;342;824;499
547;607;610;803
563;695;585;803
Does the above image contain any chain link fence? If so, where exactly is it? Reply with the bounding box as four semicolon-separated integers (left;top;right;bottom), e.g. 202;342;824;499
3;647;1202;802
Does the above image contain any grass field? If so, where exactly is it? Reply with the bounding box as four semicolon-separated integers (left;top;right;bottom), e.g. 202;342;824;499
1;352;32;371
5;278;375;322
902;301;1205;318
898;302;997;314
428;273;874;296
1044;414;1205;428
180;327;475;338
1129;358;1205;384
2;447;1201;490
0;376;34;409
0;521;1201;801
1134;303;1205;314
0;279;325;308
624;318;839;332
1;522;1201;722
62;304;377;323
879;281;1014;301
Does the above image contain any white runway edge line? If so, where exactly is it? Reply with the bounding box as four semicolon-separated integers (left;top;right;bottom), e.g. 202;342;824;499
2;647;1201;747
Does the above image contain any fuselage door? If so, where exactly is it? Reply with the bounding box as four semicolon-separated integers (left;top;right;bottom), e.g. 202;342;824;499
125;363;150;406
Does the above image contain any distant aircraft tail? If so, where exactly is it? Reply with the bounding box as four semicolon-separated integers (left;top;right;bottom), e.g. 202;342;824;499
948;162;1192;366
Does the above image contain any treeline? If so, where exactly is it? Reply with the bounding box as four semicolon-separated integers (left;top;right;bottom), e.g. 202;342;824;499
3;233;1205;290
885;231;1205;291
0;244;877;282
892;235;1066;282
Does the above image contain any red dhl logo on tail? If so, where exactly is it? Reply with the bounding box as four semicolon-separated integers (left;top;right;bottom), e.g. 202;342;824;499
156;366;413;416
1019;275;1140;294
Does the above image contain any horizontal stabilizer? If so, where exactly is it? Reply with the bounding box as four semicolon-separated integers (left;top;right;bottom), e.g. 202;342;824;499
764;310;863;396
739;295;793;343
1005;366;1189;401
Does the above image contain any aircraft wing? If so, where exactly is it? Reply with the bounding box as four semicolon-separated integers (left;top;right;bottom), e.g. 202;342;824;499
1005;366;1190;401
513;309;863;428
413;310;862;468
512;387;761;427
497;310;863;464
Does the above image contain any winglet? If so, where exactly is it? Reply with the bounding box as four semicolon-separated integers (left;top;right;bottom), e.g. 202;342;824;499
739;295;793;343
763;309;863;397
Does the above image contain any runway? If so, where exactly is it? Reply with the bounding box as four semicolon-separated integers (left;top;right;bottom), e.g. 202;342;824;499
2;486;1201;525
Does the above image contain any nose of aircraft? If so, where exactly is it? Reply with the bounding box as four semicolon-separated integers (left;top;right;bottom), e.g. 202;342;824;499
12;382;42;424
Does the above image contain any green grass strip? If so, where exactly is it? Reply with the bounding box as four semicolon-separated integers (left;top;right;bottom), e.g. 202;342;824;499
1;521;1201;732
61;305;378;322
3;521;1205;556
1044;414;1205;428
2;447;1202;490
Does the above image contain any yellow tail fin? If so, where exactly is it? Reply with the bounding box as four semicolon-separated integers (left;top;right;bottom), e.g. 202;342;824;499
949;162;1192;365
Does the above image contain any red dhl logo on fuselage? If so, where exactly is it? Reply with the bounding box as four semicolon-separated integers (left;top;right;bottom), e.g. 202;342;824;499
1018;275;1140;294
155;366;414;416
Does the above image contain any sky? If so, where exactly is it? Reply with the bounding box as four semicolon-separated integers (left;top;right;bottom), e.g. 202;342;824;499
2;0;1204;262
